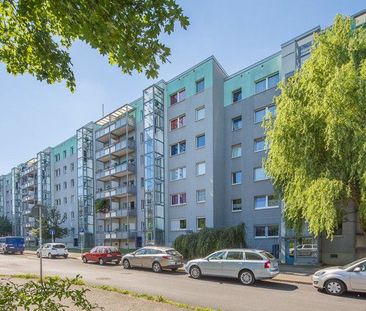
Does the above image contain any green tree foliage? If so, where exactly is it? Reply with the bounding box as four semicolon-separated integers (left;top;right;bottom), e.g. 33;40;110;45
0;275;100;311
265;15;366;238
31;207;67;241
0;0;189;91
0;216;12;236
95;199;110;213
173;223;245;260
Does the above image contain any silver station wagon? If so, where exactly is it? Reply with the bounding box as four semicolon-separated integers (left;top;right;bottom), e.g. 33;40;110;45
185;249;279;285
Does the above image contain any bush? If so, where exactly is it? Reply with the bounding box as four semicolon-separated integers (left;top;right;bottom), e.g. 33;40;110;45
0;275;100;311
173;223;246;260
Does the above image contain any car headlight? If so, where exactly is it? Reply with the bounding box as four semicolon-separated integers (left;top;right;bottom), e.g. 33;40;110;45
314;271;326;277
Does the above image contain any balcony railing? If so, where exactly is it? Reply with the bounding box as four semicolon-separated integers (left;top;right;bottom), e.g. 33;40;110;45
22;192;36;203
103;230;137;240
20;166;37;176
95;117;135;141
96;163;136;180
97;208;137;219
95;139;135;161
95;185;136;199
21;180;36;189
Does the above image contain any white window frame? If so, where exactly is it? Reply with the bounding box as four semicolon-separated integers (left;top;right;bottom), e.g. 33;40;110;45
197;217;206;230
170;114;186;131
195;106;205;121
196;133;206;149
169;166;186;181
253;167;269;181
196;161;206;176
254;195;280;210
231;171;242;185
254;105;276;124
171;193;187;206
231;144;242;158
170;140;186;156
196;189;206;203
232;116;242;131
232;198;242;212
254;137;266;152
254;224;280;239
255;72;279;94
171;219;187;231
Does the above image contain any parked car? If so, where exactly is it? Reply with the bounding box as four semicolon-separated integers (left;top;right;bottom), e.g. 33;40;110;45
122;246;183;272
289;244;318;257
36;243;68;259
184;249;279;285
82;246;122;265
312;257;366;295
0;236;25;254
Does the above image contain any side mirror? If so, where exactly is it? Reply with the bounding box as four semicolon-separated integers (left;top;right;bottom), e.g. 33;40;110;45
354;267;361;273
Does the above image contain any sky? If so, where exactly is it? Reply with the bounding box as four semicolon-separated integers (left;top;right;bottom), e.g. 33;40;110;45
0;0;364;175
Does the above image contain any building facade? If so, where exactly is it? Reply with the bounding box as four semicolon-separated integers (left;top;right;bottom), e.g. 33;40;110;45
1;10;365;265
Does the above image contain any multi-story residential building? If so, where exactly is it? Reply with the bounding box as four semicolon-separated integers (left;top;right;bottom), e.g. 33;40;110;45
1;9;365;264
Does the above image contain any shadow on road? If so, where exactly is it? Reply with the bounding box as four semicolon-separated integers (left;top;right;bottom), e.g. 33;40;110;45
318;289;366;301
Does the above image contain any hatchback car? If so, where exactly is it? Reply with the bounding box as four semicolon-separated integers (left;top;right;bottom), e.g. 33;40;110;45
36;243;68;259
122;246;183;272
312;257;366;295
185;249;279;285
82;246;122;265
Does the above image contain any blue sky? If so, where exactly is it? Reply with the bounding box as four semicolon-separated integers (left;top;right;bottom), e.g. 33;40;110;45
0;0;364;174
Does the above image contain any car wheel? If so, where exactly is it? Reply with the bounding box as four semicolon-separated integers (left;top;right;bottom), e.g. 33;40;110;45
324;279;346;296
123;259;131;269
48;253;53;259
189;266;202;279
63;255;68;259
152;262;162;273
82;256;88;263
99;258;105;265
239;269;255;285
36;252;40;258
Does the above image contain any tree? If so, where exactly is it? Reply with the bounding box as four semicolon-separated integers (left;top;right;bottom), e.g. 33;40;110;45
0;0;189;91
32;207;67;241
264;15;366;239
0;216;12;236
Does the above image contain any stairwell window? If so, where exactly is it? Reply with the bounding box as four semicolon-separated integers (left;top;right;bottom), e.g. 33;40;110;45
170;89;186;105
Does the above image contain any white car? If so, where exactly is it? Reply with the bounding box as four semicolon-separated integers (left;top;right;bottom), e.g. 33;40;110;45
36;243;68;259
312;257;366;295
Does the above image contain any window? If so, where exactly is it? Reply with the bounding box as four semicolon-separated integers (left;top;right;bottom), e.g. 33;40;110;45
55;184;61;191
196;189;206;203
297;42;312;67
196;162;206;176
55;154;60;162
231;144;242;158
195;106;205;121
63;150;67;158
71;211;74;218
232;88;242;103
70;146;74;155
208;251;226;260
196;78;205;93
232;116;242;131
196;134;205;148
63;197;67;204
232;171;242;185
170;167;186;181
232;199;242;212
254;167;269;181
254;137;266;152
71;179;75;187
71;195;74;203
171;193;187;206
170;219;187;231
255;224;279;238
255;73;280;93
63;181;67;189
254;195;280;209
55;168;61;177
70;163;75;171
226;251;243;260
245;252;263;260
170;141;186;156
63;165;67;174
197;217;206;230
254;105;276;124
170;89;186;105
170;115;186;131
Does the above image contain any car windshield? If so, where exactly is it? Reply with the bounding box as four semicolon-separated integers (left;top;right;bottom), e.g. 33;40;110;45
108;247;119;253
341;258;366;270
166;249;181;256
260;251;275;260
53;244;65;249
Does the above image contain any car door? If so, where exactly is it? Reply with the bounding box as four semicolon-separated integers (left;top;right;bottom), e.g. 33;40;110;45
42;244;49;257
350;261;366;292
200;251;226;276
141;248;155;268
88;247;98;262
244;251;266;278
221;251;245;278
131;248;146;267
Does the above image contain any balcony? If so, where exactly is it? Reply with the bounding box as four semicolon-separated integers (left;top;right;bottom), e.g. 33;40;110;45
20;165;37;177
103;230;137;240
95;185;136;200
96;163;136;181
98;208;137;219
95;139;135;162
23;192;36;203
21;180;36;190
95;117;135;143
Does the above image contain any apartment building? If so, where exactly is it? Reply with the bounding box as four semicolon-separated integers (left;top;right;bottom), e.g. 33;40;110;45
1;9;365;265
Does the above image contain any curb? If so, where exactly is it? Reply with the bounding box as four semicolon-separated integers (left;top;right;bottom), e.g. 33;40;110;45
24;251;79;260
271;278;312;286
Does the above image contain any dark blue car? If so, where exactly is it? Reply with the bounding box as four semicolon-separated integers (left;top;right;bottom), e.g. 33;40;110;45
0;236;25;254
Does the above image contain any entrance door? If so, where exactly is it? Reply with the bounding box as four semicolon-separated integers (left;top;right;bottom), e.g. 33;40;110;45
285;239;295;265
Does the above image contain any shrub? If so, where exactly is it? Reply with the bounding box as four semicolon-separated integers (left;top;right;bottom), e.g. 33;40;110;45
0;275;100;311
173;223;246;260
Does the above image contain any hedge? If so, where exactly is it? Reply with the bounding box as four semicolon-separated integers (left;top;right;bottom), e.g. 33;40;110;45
173;223;246;260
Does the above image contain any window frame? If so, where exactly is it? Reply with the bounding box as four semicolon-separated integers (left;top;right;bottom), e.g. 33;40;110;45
231;144;242;158
197;217;206;230
253;167;269;182
196;133;206;149
170;140;186;156
231;171;242;185
170;114;186;131
170;88;186;105
196;189;206;203
196;161;206;176
254;195;280;210
195;106;205;121
254;105;276;124
232;88;242;103
232;116;242;131
254;137;266;152
232;198;242;212
170;192;187;206
169;166;187;181
196;78;205;93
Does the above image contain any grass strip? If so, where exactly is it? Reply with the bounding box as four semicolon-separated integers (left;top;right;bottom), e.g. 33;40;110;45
0;274;219;311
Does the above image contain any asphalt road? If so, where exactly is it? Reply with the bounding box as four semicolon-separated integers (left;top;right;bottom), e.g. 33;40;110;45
0;253;365;311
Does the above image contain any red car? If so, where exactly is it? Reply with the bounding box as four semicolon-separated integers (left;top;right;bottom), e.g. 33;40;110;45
82;246;122;265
